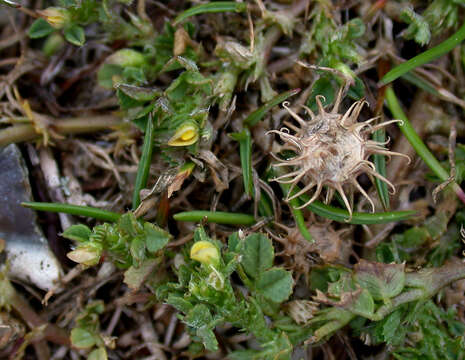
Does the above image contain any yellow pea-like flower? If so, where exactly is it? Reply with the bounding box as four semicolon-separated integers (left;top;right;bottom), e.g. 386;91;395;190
67;246;101;266
190;241;219;265
168;123;199;146
37;7;70;29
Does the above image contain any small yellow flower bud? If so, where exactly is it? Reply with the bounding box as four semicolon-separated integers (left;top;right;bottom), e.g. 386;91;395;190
37;7;70;29
190;241;219;265
168;122;199;146
67;246;101;266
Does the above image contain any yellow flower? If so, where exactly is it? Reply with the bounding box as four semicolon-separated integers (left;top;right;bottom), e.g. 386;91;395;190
190;241;219;265
168;122;199;146
38;7;70;29
67;246;101;266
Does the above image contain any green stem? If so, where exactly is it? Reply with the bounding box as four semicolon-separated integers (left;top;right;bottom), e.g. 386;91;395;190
304;200;415;225
289;200;313;242
278;182;313;242
132;115;155;209
272;169;415;224
173;1;247;25
22;202;120;222
380;22;465;85
173;211;256;225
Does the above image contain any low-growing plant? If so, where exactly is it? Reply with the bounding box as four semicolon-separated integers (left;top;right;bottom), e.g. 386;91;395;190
1;0;465;359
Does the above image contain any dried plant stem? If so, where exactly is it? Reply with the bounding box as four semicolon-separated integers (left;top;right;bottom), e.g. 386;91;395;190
0;115;124;147
9;289;70;346
261;0;309;61
137;0;150;22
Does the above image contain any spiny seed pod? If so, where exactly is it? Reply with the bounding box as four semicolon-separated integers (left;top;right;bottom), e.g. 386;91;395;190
269;87;409;217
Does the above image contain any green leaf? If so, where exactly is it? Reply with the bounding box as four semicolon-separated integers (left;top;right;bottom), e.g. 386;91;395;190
309;265;351;292
307;201;416;224
173;1;247;26
349;288;375;318
28;18;55;39
241;233;274;279
227;231;241;253
143;222;171;253
197;326;219;352
116;88;143;109
173;211;256;225
354;260;405;301
122;66;147;84
380;309;403;344
230;129;253;196
184;304;219;351
193;226;210;243
62;224;91;242
116;84;161;102
275;178;416;224
347;75;365;100
185;304;213;328
393;226;430;249
118;212;141;237
132;115;155;209
86;301;105;315
243;88;300;127
256;268;293;303
373;128;390;210
22;202;120;222
70;328;97;349
88;347;108;360
380;22;465;85
166;294;193;313
63;25;85;46
130;236;146;264
400;7;431;46
307;76;335;112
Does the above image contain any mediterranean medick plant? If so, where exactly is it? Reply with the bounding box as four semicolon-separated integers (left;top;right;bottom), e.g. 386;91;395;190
2;0;465;359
